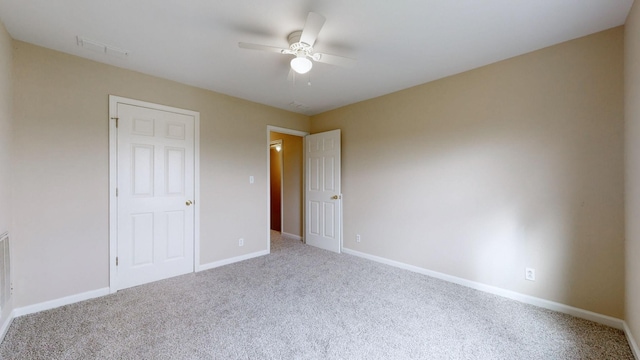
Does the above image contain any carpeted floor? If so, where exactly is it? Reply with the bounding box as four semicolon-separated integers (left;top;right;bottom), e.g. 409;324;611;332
0;231;634;359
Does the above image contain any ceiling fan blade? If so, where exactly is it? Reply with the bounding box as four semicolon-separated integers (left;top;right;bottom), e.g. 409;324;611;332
299;12;326;46
315;53;356;68
238;42;287;54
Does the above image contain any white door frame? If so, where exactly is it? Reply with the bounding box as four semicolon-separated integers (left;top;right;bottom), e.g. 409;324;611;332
109;95;200;293
266;126;308;253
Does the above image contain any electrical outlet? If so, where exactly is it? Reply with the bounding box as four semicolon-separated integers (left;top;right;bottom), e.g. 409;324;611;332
238;238;244;247
356;234;361;243
525;268;535;281
249;176;254;184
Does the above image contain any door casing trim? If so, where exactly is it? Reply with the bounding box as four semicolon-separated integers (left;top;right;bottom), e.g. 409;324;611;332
108;95;201;293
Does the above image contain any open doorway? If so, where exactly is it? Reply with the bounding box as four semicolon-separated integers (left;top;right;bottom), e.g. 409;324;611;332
267;127;308;251
269;139;283;232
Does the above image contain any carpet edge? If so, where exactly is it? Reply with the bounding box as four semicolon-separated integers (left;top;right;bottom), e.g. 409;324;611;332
341;247;625;330
198;249;269;272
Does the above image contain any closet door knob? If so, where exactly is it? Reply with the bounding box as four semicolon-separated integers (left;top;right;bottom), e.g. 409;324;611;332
186;200;193;206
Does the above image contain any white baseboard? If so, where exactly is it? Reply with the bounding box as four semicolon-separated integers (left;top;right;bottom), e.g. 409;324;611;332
0;300;14;342
0;246;633;359
342;247;625;330
13;287;110;318
281;232;303;241
198;250;269;272
625;322;640;360
10;249;270;319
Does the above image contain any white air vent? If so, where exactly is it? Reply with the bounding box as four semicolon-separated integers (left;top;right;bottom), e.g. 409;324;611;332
76;36;130;58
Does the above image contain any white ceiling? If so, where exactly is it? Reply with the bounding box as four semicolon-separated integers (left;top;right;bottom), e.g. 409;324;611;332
0;0;633;115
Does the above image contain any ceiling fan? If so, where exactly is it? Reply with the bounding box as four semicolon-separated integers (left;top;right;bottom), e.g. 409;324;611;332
238;12;356;76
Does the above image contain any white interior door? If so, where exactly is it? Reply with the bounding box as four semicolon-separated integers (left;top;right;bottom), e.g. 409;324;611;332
116;102;195;290
305;129;342;253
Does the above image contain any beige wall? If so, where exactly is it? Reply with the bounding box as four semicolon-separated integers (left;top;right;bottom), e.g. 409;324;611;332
12;41;309;307
0;22;11;236
312;28;625;317
270;132;303;237
0;20;13;326
625;0;640;349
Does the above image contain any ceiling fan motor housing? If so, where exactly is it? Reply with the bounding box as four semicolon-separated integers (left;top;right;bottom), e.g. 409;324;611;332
286;31;321;61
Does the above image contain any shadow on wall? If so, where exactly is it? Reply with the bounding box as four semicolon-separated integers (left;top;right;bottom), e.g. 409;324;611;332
344;108;622;315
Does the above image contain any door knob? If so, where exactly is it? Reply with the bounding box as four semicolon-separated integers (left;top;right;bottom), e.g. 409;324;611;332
186;200;193;206
331;195;341;200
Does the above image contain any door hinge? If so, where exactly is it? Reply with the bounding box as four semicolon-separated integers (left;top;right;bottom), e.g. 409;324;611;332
111;117;119;128
116;188;118;197
116;257;118;266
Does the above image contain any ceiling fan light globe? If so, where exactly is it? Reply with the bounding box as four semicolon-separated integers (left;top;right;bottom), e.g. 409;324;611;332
291;56;312;74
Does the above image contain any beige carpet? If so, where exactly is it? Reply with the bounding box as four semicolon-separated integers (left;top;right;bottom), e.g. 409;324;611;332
0;231;634;359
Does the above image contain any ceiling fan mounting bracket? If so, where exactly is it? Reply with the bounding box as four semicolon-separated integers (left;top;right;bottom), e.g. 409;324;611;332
287;30;303;46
